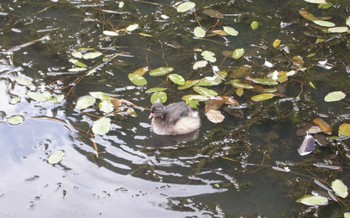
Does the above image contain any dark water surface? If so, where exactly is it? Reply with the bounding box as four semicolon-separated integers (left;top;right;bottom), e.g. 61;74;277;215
1;0;350;217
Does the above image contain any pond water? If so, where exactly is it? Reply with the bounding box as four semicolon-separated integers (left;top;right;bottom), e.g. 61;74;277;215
1;0;350;217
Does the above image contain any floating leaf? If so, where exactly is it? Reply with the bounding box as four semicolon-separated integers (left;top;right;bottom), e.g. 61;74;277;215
318;2;333;9
178;80;199;90
133;66;149;76
176;1;195;13
127;107;137;117
201;50;216;63
228;80;254;89
68;67;87;72
149;67;174;76
126;24;139;32
345;212;350;218
273;39;281;48
251;93;276;102
75;95;96;110
128;73;147;86
15;77;32;86
206;109;225;123
197;76;222;86
69;58;88;68
89;92;110;100
248;77;278;86
296;195;328;206
150;91;167;104
298;134;315;156
182;94;210;102
103;30;119;36
194;26;206;37
146;87;168;93
10;96;21;105
347;17;350;27
99;100;114;114
71;51;83;59
328;27;349;33
339;123;350;137
110;98;122;109
27;91;52;102
250;21;259;30
48;150;65;164
324;91;346;102
202;8;224;19
299;10;317;21
304;0;327;4
223;26;238;36
83;51;103;59
313;118;332;135
168;74;185;85
7;115;24;125
313;20;335;27
331;179;348;198
193;86;218;97
92;117;111;135
193;60;208;70
232;48;245;59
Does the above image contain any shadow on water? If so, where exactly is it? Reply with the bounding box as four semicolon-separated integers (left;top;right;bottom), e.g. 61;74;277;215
1;0;350;217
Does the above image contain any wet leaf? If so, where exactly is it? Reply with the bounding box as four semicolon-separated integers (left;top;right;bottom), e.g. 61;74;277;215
99;100;114;114
75;95;96;110
223;26;238;36
128;73;147;86
133;66;149;76
296;195;328;206
176;1;195;13
201;50;216;62
110;98;122;109
313;118;332;134
232;48;245;59
103;30;119;36
92;117;111;135
193;60;208;70
69;58;88;68
27;91;52;102
178;80;199;90
318;3;333;9
228;80;254;89
331;179;348;198
194;26;206;37
126;24;139;32
211;29;228;36
7;115;24;125
273;39;281;48
127;107;137;117
83;51;103;59
304;0;327;4
168;74;185;85
251;93;276;102
324;91;346;102
146;87;168;93
202;8;224;19
313;20;335;27
250;21;259;30
150;91;167;104
48;150;65;164
339;123;350;137
206;109;225;123
193;86;218;97
89;92;110;100
298;134;315;156
205;97;225;112
197;76;222;86
15;77;32;86
236;88;244;97
149;67;174;76
328;26;349;33
299;10;318;21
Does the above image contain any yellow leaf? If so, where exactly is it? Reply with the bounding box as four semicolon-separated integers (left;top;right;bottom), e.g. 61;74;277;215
273;39;281;48
236;88;244;97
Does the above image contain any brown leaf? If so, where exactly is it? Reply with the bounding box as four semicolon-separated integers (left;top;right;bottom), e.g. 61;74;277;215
205;97;225;113
202;8;224;19
110;98;122;110
299;10;318;21
222;96;240;106
205;109;225;123
313;118;332;135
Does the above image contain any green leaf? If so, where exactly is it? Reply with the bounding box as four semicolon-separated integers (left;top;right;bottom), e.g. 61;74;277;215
71;51;83;59
182;94;210;102
227;80;254;89
27;91;52;102
149;67;174;76
232;48;245;59
223;26;238;36
328;27;349;33
250;77;278;85
146;87;168;93
197;76;223;86
176;1;196;13
339;123;350;137
193;86;218;97
99;100;114;114
89;92;110;100
313;20;335;27
318;3;333;9
10;96;21;105
75;95;96;110
346;17;350;27
83;51;103;59
193;60;208;70
128;73;147;86
304;0;327;4
48;150;65;164
178;80;200;90
168;74;185;85
201;50;216;63
324;91;346;102
331;179;348;198
194;26;206;37
15;77;32;86
7;115;24;125
92;117;111;135
251;93;276;102
296;195;328;206
345;212;350;218
150;91;167;104
69;58;88;68
250;21;259;30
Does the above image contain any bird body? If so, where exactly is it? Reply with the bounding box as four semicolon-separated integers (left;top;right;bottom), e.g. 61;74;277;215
149;102;200;135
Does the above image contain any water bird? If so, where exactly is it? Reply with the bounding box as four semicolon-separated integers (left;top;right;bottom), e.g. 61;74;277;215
149;102;200;135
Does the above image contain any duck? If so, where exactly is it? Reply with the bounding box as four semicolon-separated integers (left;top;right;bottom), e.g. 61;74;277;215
149;101;201;135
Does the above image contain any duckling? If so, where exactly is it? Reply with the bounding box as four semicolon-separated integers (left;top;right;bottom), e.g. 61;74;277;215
149;102;200;135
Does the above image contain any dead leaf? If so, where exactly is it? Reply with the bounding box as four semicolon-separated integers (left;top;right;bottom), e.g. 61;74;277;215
313;118;332;135
205;97;225;113
202;8;224;19
206;109;225;123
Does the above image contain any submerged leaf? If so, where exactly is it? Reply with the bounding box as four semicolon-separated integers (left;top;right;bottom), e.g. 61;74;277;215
296;195;328;206
7;115;24;125
202;8;224;19
339;123;350;137
331;179;348;198
324;91;346;102
48;150;65;164
92;117;111;135
149;67;174;76
75;95;96;110
299;10;318;21
176;1;195;13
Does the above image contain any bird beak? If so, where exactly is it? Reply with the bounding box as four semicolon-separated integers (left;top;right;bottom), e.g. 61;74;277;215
148;113;153;119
